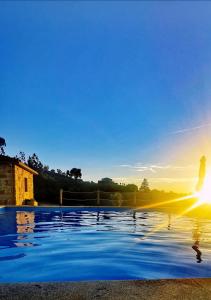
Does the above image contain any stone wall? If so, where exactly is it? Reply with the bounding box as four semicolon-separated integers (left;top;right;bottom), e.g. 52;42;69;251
0;163;15;205
14;165;34;205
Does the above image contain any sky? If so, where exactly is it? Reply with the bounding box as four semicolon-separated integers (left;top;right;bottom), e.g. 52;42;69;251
1;1;211;192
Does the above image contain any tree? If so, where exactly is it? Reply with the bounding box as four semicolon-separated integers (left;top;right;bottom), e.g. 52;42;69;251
0;137;6;155
125;184;138;192
27;153;43;172
66;170;71;177
43;165;49;173
97;178;119;192
139;178;150;192
57;169;63;175
70;168;82;180
98;178;113;185
15;151;26;163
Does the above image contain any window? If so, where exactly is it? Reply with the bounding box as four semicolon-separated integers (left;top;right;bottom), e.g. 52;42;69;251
24;178;28;192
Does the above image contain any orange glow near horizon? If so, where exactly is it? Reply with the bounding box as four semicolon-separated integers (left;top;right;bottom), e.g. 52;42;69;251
136;165;211;210
195;171;211;205
136;194;196;211
134;173;211;239
130;159;211;243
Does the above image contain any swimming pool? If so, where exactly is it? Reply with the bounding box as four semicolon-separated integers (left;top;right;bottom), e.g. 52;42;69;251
0;207;211;282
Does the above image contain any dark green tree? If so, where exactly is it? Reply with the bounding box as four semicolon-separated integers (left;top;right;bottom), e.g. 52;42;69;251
43;165;49;173
139;178;150;192
70;168;82;180
66;170;72;177
15;151;26;163
98;178;113;184
0;137;6;155
98;178;119;192
125;184;138;192
56;169;63;175
27;153;43;172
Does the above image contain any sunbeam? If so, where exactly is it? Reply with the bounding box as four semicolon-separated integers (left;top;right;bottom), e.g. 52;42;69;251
137;202;199;241
135;194;196;210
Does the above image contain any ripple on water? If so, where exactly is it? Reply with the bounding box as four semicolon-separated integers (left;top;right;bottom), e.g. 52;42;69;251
0;208;211;282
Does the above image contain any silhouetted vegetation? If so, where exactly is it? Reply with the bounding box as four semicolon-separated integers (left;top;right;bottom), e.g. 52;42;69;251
0;137;6;155
14;151;187;206
139;178;150;192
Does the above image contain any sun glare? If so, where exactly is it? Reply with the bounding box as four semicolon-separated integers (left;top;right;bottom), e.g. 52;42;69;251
197;173;211;205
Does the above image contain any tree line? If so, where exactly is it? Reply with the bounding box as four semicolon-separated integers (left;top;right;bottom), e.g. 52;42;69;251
0;137;187;206
13;151;186;206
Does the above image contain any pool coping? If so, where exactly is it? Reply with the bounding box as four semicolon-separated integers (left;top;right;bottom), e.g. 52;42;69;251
1;278;211;299
4;205;134;208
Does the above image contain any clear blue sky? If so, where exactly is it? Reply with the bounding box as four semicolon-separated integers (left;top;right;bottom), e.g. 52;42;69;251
1;1;211;191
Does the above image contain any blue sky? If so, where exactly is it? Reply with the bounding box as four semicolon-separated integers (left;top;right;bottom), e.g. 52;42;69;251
1;1;211;191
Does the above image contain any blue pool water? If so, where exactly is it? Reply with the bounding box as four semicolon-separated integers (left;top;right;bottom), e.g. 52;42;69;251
0;207;211;282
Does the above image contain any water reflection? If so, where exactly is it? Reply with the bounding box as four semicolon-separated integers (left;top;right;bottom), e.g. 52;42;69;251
15;211;35;247
0;253;25;261
192;220;202;263
168;214;171;230
16;211;35;234
0;208;211;266
133;209;207;265
96;211;100;223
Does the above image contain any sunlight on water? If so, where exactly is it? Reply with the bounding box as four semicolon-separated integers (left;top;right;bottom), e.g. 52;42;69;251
0;207;211;282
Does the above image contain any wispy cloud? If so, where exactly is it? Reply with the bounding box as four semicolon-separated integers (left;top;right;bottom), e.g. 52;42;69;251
112;177;129;181
170;123;211;135
112;176;197;184
150;177;197;183
119;163;195;173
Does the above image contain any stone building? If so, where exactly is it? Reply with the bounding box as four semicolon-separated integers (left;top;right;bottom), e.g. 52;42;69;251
0;156;38;206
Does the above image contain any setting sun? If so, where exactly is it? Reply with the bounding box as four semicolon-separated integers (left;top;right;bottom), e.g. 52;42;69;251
197;172;211;205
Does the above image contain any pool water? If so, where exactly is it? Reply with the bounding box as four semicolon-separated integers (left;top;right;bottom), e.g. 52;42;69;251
0;207;211;282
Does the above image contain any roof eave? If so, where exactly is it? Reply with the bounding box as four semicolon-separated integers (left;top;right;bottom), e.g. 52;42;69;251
17;162;38;175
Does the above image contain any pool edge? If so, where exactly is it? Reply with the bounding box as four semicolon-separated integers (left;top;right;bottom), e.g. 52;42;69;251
1;278;211;300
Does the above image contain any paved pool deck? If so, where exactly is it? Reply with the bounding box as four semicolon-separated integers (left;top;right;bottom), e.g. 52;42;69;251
1;278;211;300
